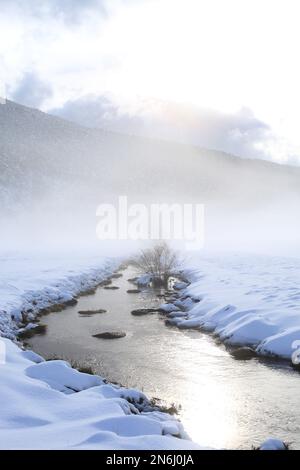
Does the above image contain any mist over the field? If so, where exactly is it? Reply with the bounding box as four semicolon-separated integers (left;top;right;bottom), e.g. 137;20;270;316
1;100;299;256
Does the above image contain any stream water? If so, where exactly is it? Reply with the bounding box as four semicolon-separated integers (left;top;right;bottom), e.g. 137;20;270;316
27;267;300;449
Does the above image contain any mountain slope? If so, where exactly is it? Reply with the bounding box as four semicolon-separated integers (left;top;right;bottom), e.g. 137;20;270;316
1;100;299;251
1;100;299;205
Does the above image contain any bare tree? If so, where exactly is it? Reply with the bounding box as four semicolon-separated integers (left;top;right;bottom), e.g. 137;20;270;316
130;242;180;286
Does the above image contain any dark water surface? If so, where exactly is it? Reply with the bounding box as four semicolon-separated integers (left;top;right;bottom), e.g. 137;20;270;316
28;267;300;449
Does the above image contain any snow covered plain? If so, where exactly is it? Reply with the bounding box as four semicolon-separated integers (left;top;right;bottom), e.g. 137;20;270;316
0;252;202;450
167;253;300;362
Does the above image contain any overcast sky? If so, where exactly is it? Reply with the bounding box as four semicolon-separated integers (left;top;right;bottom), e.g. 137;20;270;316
1;0;300;164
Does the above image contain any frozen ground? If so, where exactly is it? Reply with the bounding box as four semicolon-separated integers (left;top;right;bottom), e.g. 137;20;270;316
167;253;300;361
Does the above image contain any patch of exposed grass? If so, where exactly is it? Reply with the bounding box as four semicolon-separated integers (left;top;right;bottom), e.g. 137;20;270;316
149;398;182;415
99;279;112;287
18;324;47;339
79;288;97;296
45;355;95;375
73;364;95;375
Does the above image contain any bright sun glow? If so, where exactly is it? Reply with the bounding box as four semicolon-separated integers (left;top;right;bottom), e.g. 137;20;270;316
97;0;300;162
100;1;300;116
2;0;300;162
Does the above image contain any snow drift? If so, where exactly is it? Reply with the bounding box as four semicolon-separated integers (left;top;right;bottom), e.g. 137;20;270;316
0;338;202;450
0;253;202;449
163;253;300;361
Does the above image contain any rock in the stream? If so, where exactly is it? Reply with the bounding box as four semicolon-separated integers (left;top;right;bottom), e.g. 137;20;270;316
110;273;123;279
127;289;141;294
104;286;119;290
231;347;257;360
98;279;112;287
92;331;126;339
131;308;159;316
64;298;78;306
79;288;96;296
78;309;107;315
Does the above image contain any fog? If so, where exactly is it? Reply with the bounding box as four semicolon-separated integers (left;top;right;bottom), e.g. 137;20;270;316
1;100;300;258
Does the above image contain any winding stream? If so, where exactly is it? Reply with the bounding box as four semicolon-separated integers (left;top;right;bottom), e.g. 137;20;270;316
27;267;300;449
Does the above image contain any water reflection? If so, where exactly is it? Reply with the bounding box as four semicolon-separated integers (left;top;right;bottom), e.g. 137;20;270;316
28;267;300;449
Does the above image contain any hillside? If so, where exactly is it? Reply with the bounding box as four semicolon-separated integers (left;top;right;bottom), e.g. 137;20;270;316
1;100;299;251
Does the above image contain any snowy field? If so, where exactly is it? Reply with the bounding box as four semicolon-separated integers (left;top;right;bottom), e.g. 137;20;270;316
167;253;300;361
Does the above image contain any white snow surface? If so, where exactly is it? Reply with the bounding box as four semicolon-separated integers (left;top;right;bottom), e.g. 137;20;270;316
1;251;298;448
159;303;180;313
0;252;119;339
0;338;202;449
0;251;202;449
259;438;288;450
171;253;300;360
136;274;152;287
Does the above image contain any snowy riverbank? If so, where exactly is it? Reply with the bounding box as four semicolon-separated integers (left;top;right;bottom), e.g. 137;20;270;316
0;338;203;449
0;252;120;339
0;251;294;449
0;252;203;450
163;253;300;362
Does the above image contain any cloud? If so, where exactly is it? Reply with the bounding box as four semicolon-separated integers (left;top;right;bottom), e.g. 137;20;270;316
1;0;299;164
1;0;120;107
11;72;53;108
51;95;274;161
1;0;108;24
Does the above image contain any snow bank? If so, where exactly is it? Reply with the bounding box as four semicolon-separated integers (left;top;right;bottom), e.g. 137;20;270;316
159;303;180;313
259;438;288;450
166;254;300;361
0;338;202;449
136;274;152;287
0;252;118;339
0;252;204;449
